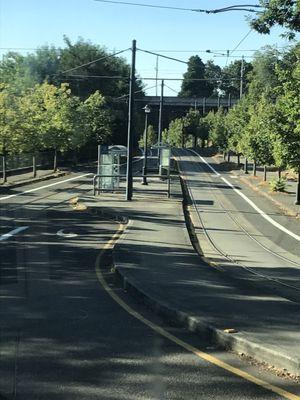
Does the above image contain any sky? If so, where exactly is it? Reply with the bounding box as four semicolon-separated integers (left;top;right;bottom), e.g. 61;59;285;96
0;0;298;96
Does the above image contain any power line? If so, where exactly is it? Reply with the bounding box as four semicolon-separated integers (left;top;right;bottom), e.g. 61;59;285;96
229;29;253;56
113;84;157;100
94;0;262;13
164;84;179;95
59;74;239;82
137;48;188;64
59;74;128;79
94;0;194;11
59;48;130;75
142;77;240;81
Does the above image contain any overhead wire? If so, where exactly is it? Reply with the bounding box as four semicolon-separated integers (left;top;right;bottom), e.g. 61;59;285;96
94;0;262;13
137;48;188;64
229;29;253;56
58;48;130;75
164;83;179;95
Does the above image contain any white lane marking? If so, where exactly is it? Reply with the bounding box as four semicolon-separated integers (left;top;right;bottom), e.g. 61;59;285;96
0;226;29;241
188;149;300;243
0;173;92;202
56;229;78;238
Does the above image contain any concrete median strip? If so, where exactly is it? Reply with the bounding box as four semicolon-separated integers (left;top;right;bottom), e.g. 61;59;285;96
95;220;300;399
99;191;300;379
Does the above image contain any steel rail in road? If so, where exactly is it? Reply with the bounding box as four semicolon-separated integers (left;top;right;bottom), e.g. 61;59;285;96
187;149;300;269
174;148;300;300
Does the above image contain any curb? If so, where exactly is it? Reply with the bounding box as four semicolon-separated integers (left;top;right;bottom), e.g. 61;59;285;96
113;259;300;376
108;173;300;376
238;175;299;218
0;171;70;192
211;154;299;219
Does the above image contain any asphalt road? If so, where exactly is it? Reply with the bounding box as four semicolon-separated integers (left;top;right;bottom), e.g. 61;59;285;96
1;166;299;399
174;148;300;301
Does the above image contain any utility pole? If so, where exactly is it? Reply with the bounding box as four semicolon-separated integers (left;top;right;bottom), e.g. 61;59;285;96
126;39;136;201
202;97;206;115
240;55;244;99
155;56;159;97
158;79;164;147
228;93;232;109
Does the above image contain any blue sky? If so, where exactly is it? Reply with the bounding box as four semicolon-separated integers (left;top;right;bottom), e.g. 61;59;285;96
0;0;297;95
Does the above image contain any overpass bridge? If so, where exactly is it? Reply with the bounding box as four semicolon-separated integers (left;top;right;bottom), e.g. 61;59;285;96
137;96;239;113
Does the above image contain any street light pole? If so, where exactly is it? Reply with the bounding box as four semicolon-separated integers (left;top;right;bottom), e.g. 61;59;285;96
142;105;151;185
126;39;136;201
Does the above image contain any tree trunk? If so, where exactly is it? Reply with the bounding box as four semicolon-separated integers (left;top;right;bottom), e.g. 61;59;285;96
193;135;197;148
2;154;7;183
253;160;257;176
227;152;231;163
263;165;267;181
201;139;205;148
244;158;248;174
237;154;240;166
33;155;37;178
53;149;58;172
278;167;281;179
223;151;226;160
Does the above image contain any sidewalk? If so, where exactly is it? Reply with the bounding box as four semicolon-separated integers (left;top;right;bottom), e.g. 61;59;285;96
88;178;300;378
0;168;70;191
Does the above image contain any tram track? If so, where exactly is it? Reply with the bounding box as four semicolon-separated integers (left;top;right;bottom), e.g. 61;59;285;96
174;148;300;298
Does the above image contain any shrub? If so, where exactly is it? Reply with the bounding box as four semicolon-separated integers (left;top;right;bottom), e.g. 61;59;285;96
269;178;286;192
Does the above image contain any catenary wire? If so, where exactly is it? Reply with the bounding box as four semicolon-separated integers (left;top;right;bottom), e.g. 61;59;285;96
58;48;130;75
94;0;262;13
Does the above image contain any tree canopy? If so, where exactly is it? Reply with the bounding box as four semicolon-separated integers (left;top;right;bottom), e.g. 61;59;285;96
250;0;300;38
179;56;214;98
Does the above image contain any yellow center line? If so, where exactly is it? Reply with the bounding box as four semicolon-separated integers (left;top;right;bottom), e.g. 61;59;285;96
95;223;300;400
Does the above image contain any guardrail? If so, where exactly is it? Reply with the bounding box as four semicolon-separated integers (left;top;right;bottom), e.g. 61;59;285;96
93;174;173;198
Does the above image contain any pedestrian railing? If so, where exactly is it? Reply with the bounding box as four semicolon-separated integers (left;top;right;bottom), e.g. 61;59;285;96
93;173;174;198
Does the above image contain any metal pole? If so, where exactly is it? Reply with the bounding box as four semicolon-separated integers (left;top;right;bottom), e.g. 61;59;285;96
142;113;148;185
126;39;136;201
2;155;7;183
217;96;221;109
158;79;164;172
228;93;232;109
240;55;244;99
155;55;159;97
158;79;164;147
295;172;300;205
97;144;101;191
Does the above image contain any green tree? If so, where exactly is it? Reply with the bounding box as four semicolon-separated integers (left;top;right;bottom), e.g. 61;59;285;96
138;125;157;148
250;0;300;38
220;59;253;97
241;96;277;172
204;60;222;96
0;84;19;181
167;118;185;147
179;56;214;98
82;90;112;145
226;96;251;156
272;44;300;173
205;109;229;151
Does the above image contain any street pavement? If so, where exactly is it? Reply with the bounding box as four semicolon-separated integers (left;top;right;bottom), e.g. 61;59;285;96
0;160;300;399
